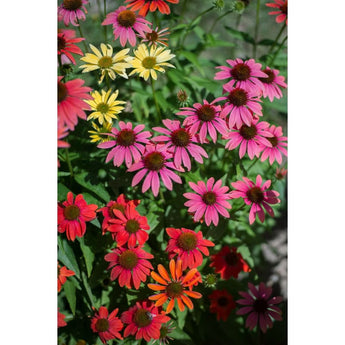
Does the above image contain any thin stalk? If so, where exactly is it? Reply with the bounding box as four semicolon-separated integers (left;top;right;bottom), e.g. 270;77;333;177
76;18;88;52
65;148;74;177
267;23;286;56
151;78;162;121
230;14;242;57
247;157;259;173
253;0;261;58
208;9;233;34
269;35;287;66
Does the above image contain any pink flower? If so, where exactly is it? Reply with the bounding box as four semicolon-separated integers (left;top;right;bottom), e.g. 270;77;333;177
152;119;208;171
58;0;89;27
58;29;84;65
102;6;151;47
176;100;228;143
258;67;287;102
184;177;232;226
127;144;183;197
237;282;283;333
266;0;288;25
230;175;280;224
275;167;287;180
97;121;152;168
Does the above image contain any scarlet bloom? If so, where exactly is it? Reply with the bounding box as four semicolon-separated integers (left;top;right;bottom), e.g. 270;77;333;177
266;0;288;25
148;259;202;314
58;29;84;65
58;309;67;328
258;66;287;102
237;282;283;333
165;227;214;270
209;290;236;321
121;301;170;342
58;192;98;241
210;246;251;279
58;262;75;292
104;246;153;289
125;0;179;17
91;306;123;343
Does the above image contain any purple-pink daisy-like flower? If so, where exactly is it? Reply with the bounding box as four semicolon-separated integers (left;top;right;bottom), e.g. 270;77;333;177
258;67;287;102
176;100;228;144
229;175;280;225
102;6;151;47
127;144;184;197
97;121;152;169
152;119;208;171
183;177;232;226
236;282;283;333
58;0;89;27
138;26;170;47
214;58;268;93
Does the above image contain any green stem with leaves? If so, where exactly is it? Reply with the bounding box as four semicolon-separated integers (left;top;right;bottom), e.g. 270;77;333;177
65;148;74;177
253;0;261;58
267;23;286;56
247;157;259;173
208;9;233;34
269;35;287;66
151;78;162;121
76;18;88;52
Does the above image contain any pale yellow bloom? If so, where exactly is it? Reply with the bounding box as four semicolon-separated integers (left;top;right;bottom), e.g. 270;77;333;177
88;121;113;143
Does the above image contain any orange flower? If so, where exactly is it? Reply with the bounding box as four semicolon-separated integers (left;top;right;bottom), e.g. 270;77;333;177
148;259;202;314
58;262;75;292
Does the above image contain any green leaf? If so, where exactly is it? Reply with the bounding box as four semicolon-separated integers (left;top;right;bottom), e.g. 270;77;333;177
258;39;275;46
237;244;255;267
180;51;205;77
81;270;95;307
205;34;236;47
187;75;221;95
78;237;95;278
176;307;188;329
224;25;255;44
58;237;81;279
58;183;70;202
74;172;110;202
64;279;76;315
170;326;192;341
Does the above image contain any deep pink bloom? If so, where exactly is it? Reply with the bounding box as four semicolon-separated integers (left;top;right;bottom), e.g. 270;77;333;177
98;121;152;168
237;282;283;333
58;29;84;65
58;0;88;27
266;0;288;25
152;119;208;171
102;6;151;47
184;177;232;226
230;175;280;224
258;67;287;102
127;144;183;197
176;100;228;143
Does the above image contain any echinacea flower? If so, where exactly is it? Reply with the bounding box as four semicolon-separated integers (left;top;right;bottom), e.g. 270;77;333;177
121;301;170;342
104;246;154;289
176;100;228;143
129;44;175;81
91;306;123;343
58;192;98;241
88;121;113;143
139;27;170;47
152;321;175;345
58;0;88;27
58;76;92;131
58;309;67;328
58;262;75;292
209;290;236;321
85;89;126;125
102;6;151;47
184;177;232;226
58;29;84;65
230;175;280;224
275;167;287;180
80;44;133;84
127;144;183;197
258;67;287;102
125;0;179;16
237;282;283;333
97;121;152;168
148;259;202;314
152;119;208;171
210;246;251;279
266;0;288;25
165;227;214;270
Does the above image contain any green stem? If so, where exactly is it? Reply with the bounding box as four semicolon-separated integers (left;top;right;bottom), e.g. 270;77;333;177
76;18;88;53
247;157;259;173
269;35;287;66
65;148;74;177
151;78;162;121
208;9;233;34
267;23;286;56
253;0;261;58
230;14;242;57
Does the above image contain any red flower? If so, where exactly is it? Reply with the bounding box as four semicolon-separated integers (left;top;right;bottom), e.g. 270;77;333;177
125;0;179;17
209;290;236;321
91;306;123;343
266;0;288;25
58;29;85;65
58;262;75;292
58;309;67;328
121;301;170;342
210;246;251;279
58;192;98;241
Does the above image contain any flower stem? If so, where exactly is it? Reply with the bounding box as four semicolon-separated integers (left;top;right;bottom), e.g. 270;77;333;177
76;18;88;53
247;157;259;173
267;23;286;56
253;0;261;58
269;35;287;66
151;78;162;121
208;9;233;34
65;148;74;177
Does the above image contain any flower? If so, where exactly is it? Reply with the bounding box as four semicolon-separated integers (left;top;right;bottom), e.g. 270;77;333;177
58;76;92;131
176;89;189;107
121;301;170;342
275;167;287;180
258;66;287;102
237;282;283;333
152;321;175;345
204;273;218;288
259;124;287;165
58;262;75;292
183;177;232;226
91;306;123;343
139;27;170;47
148;259;202;313
58;0;88;27
104;246;154;289
58;191;98;241
88;121;113;143
58;29;84;65
125;0;179;16
58;309;67;328
266;0;288;25
80;44;133;84
58;125;70;150
85;89;126;125
97;121;152;168
210;246;251;279
165;227;214;270
214;58;268;93
209;290;236;321
127;144;183;197
129;44;175;81
152;119;208;171
229;175;280;224
176;100;228;144
102;6;151;47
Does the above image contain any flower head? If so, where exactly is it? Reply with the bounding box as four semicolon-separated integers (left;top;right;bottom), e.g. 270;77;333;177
58;29;84;65
176;89;190;107
125;0;179;16
152;321;175;345
266;0;288;25
209;290;236;321
258;66;287;102
58;262;75;292
58;309;67;328
139;27;170;47
58;0;88;27
275;167;287;180
88;121;113;144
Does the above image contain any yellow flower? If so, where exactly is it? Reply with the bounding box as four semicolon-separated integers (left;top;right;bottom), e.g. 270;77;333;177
88;121;113;143
85;89;126;125
80;43;133;84
129;44;175;81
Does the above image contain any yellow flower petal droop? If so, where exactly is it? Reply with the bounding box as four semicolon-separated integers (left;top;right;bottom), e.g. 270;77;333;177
88;121;113;144
129;43;175;81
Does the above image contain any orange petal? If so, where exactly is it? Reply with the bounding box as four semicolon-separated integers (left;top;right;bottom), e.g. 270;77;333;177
169;260;176;280
158;264;171;282
176;297;185;312
149;293;167;301
155;295;168;307
148;283;167;291
151;271;168;285
181;268;198;285
166;298;175;314
176;259;182;279
184;290;202;299
181;294;194;310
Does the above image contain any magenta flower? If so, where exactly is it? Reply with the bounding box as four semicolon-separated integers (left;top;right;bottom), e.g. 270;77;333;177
98;121;152;168
230;175;280;224
184;177;232;226
127;144;183;197
152;119;208;171
237;282;283;333
102;6;151;47
258;67;287;102
176;100;228;143
266;0;288;25
58;0;89;27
